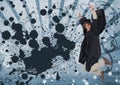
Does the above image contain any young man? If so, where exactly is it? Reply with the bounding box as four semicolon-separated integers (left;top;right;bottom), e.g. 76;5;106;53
78;5;111;80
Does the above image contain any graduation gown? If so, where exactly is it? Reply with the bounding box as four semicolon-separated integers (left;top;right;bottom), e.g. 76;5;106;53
79;9;106;72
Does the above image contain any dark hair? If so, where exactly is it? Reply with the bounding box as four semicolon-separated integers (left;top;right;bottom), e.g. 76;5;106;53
80;17;91;26
83;27;87;35
79;17;91;35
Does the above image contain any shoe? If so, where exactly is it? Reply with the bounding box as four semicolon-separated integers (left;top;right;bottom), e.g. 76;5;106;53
100;71;104;81
103;57;112;66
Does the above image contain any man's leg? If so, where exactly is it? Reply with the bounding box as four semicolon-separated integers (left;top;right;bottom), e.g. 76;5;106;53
90;58;105;72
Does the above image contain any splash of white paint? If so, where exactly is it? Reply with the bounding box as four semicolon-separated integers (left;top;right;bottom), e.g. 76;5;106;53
108;71;112;76
118;61;120;64
115;79;118;82
93;75;97;80
42;79;47;85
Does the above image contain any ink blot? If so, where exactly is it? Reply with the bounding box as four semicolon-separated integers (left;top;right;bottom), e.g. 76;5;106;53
48;9;53;14
4;20;9;26
2;31;11;40
30;30;38;39
9;17;14;22
11;55;19;63
22;73;28;80
55;23;64;33
53;16;60;23
31;18;36;24
40;9;47;16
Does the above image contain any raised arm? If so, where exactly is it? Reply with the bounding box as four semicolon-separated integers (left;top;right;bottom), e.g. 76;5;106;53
89;5;106;34
78;12;82;19
78;12;88;27
95;9;106;34
89;5;98;19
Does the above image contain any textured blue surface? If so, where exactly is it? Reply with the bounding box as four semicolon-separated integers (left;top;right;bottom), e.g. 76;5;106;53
0;0;120;85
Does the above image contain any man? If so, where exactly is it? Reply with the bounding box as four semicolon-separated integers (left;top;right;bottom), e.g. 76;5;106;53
78;5;111;80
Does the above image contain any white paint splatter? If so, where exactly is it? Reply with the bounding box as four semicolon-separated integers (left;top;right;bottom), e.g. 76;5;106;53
42;79;47;85
93;75;97;80
108;71;112;76
115;67;118;70
115;79;118;82
82;79;89;85
118;61;120;64
72;79;75;83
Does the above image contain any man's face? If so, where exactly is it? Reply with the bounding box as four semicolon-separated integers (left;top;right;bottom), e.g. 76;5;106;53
83;23;91;30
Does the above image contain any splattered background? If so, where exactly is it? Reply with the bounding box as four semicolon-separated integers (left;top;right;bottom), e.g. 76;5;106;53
0;0;120;85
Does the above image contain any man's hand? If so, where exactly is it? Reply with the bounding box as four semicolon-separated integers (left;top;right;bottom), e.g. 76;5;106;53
89;5;95;11
78;12;82;19
89;5;98;19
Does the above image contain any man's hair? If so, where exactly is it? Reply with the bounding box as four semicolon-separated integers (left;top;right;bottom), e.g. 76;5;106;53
79;17;91;35
80;17;91;26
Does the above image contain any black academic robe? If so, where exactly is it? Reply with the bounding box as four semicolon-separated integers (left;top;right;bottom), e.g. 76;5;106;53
79;9;106;72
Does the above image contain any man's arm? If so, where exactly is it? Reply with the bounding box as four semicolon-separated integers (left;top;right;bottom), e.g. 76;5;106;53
78;12;82;19
89;5;98;19
89;5;99;35
89;5;106;34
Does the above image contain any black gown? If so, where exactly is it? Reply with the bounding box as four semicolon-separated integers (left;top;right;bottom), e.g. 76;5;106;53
79;9;106;72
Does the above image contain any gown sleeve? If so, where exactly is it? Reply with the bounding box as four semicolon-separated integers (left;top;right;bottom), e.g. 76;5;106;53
92;9;106;35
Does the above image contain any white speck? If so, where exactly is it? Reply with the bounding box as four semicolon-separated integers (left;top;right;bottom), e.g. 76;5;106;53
42;79;47;85
108;72;112;76
85;82;89;85
115;79;118;82
118;61;120;64
93;75;97;79
51;80;54;82
110;4;113;7
95;84;98;85
115;67;118;70
103;39;107;42
82;79;89;85
72;79;75;83
82;79;86;82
